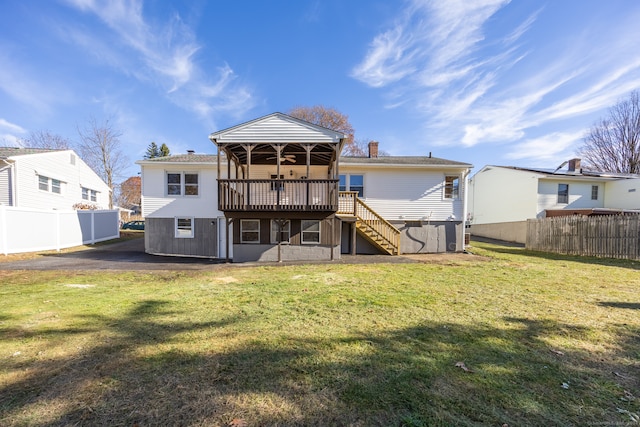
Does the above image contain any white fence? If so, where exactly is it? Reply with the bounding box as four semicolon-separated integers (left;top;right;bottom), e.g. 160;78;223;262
0;206;120;255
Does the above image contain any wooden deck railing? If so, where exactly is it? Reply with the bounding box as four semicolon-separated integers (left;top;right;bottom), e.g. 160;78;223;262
218;179;338;212
338;191;401;254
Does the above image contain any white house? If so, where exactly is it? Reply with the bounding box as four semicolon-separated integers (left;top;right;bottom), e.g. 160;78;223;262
0;147;110;210
469;158;640;243
137;113;473;262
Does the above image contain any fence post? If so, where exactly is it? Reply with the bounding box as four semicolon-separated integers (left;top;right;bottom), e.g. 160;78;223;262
91;211;95;245
0;205;6;255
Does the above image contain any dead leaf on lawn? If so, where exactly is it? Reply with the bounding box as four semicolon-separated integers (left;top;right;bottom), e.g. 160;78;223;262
229;418;247;427
455;361;474;373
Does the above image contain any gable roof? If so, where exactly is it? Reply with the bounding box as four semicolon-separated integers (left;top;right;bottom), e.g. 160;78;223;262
0;147;63;158
340;155;472;169
209;112;346;144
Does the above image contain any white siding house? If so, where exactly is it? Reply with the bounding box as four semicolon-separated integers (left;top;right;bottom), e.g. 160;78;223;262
138;114;473;261
340;151;472;254
0;147;110;210
137;153;229;258
469;159;640;243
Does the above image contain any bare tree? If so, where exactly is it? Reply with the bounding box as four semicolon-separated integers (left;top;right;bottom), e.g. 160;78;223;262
77;117;128;209
19;130;71;150
578;90;640;174
288;105;366;156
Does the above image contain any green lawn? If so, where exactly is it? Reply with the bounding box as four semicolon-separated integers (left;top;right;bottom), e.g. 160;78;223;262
1;241;639;426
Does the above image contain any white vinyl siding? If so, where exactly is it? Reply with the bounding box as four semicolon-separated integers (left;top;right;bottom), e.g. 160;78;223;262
604;178;640;209
211;113;343;144
340;167;466;221
8;150;109;210
537;179;605;214
140;165;222;218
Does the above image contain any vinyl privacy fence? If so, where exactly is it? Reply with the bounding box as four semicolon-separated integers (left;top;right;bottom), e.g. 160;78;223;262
526;214;640;260
0;206;119;255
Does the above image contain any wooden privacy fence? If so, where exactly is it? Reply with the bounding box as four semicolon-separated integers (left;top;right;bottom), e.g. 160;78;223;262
526;214;640;260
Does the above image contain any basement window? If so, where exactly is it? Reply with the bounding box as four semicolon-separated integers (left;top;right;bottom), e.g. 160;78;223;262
270;220;290;244
301;220;320;244
175;217;194;238
241;219;260;243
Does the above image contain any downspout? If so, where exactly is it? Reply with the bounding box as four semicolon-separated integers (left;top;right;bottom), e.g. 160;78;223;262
462;168;471;252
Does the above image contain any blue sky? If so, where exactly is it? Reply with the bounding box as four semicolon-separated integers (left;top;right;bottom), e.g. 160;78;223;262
2;0;640;179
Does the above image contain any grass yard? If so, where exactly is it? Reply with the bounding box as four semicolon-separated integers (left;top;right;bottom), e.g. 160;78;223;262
0;241;639;426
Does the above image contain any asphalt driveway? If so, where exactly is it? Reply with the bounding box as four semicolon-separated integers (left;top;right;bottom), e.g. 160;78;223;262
0;237;430;271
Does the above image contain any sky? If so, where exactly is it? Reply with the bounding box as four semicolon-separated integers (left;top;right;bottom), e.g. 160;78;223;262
2;0;640;180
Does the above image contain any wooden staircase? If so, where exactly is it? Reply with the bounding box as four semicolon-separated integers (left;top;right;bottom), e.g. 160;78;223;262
338;192;401;255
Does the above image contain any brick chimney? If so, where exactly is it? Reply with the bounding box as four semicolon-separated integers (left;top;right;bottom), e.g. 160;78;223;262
368;141;379;158
568;158;581;172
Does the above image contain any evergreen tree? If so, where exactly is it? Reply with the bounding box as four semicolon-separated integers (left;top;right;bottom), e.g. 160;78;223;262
159;143;171;157
144;142;160;159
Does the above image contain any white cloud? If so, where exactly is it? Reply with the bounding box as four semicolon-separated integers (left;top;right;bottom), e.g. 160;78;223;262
351;0;510;88
352;1;640;165
63;0;255;121
0;118;27;134
505;131;584;162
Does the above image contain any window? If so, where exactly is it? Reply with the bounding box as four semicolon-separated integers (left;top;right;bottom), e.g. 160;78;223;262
51;179;61;194
350;175;364;197
167;172;199;196
591;185;598;200
301;220;320;244
81;187;97;201
339;174;364;197
175;217;194;238
558;183;569;204
271;220;290;243
241;219;260;243
444;176;459;199
167;173;181;195
339;175;347;192
270;174;284;191
38;175;62;194
38;175;49;191
185;173;198;195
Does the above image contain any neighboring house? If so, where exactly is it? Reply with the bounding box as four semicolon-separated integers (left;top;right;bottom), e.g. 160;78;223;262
469;158;640;243
137;112;473;262
0;147;110;210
